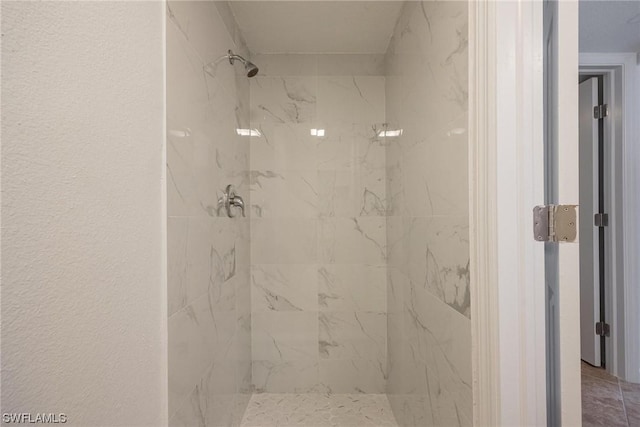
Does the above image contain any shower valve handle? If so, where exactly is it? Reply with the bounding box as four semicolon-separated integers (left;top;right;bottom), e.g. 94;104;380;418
217;184;246;218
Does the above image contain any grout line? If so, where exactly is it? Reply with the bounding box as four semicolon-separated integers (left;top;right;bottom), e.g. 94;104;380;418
618;378;630;427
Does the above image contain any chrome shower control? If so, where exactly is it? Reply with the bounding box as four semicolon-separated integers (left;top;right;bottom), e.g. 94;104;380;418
217;184;246;218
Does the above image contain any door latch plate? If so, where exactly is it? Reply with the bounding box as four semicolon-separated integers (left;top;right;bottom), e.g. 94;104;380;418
533;205;578;242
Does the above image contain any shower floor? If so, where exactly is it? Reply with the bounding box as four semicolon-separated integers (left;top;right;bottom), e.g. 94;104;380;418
240;393;398;427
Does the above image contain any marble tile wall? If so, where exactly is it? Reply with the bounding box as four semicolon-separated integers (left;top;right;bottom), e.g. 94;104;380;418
166;2;251;426
249;54;388;394
384;2;472;426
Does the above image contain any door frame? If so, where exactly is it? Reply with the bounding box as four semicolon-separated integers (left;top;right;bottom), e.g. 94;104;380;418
469;1;581;425
579;52;640;383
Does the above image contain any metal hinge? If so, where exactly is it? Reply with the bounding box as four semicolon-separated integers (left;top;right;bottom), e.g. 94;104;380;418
533;205;578;242
594;213;609;227
596;321;610;337
594;104;608;119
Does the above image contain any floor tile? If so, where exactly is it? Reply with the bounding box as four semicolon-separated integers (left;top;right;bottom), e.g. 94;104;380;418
240;393;398;427
581;362;629;427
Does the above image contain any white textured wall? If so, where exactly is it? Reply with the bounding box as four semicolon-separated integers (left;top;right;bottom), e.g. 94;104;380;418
1;2;166;426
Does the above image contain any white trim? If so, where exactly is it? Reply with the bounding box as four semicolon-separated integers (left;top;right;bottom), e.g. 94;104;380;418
555;2;583;425
469;1;500;424
469;1;546;425
580;52;640;383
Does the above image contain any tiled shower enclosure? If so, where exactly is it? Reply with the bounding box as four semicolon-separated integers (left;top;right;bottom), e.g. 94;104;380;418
167;1;470;426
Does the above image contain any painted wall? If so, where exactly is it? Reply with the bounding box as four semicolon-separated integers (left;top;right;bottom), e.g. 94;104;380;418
1;2;166;426
248;54;388;393
384;2;472;426
166;1;252;425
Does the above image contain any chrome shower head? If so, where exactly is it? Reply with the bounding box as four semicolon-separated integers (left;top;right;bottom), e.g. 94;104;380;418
244;61;259;78
227;49;259;78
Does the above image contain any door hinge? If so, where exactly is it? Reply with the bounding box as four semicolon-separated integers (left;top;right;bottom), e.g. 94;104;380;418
594;213;609;227
533;205;578;242
596;321;610;337
594;104;609;119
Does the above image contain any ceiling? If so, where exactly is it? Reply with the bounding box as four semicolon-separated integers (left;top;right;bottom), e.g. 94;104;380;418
580;0;640;53
228;1;404;54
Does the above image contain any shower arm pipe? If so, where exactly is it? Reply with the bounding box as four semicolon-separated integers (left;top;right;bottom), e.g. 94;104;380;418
205;49;259;78
227;50;246;65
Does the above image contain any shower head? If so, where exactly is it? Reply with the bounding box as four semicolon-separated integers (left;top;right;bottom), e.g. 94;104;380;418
227;49;259;78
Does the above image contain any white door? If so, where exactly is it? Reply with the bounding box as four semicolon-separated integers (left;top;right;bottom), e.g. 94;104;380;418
579;77;602;367
544;0;582;425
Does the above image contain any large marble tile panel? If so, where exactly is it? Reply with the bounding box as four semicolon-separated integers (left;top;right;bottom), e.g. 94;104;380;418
234;392;252;427
167;33;247;218
252;264;318;312
233;267;252;361
315;124;385;172
405;216;470;317
400;115;468;217
212;1;249;58
387;393;431;427
385;152;406;217
386;215;409;270
176;217;239;314
318;264;386;312
388;356;471;426
384;315;406;395
166;137;197;218
167;2;251;424
252;361;320;393
385;2;470;425
167;1;232;63
250;76;317;124
252;312;318;361
419;3;468;102
319;311;386;361
181;217;212;309
317;76;385;125
250;169;318;218
315;123;356;171
318;359;386;394
170;392;235;427
318;217;386;264
235;71;251;130
250;123;317;171
168;217;188;316
205;93;251;176
166;20;210;130
251;218;317;264
404;285;472;385
386;266;408;315
171;395;237;427
168;305;210;416
252;54;318;77
168;300;236;415
317;54;386;76
354;124;387;171
317;168;386;218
